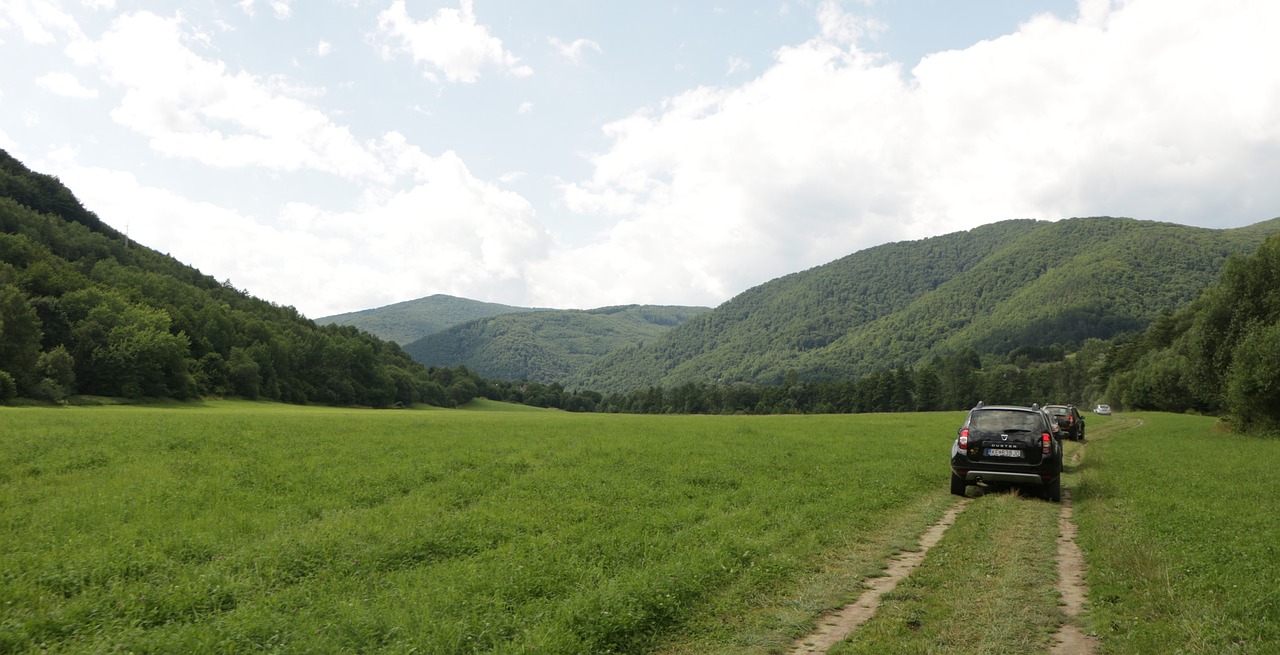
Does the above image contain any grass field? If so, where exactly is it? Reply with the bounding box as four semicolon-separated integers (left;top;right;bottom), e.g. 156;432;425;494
5;404;1276;654
1;402;960;654
1073;413;1280;654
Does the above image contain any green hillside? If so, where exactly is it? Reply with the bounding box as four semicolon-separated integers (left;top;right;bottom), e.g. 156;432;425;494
568;217;1280;393
403;304;709;383
315;294;543;345
0;150;488;407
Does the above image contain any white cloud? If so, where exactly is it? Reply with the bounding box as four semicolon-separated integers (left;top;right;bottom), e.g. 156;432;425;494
0;0;86;45
815;0;884;47
550;0;1280;309
36;71;98;98
316;39;331;57
80;11;384;180
376;0;532;84
49;136;551;318
235;0;291;19
549;36;601;64
9;0;1279;319
268;0;291;19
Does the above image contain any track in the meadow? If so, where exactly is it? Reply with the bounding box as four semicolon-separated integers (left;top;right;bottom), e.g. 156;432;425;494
787;500;970;654
788;426;1127;654
1050;484;1100;655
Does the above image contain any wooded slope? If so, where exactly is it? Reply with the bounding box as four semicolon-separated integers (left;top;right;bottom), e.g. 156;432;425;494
568;216;1280;392
403;305;709;383
0;150;487;407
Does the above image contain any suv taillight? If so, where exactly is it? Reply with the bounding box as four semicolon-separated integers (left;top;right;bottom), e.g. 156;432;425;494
1041;432;1051;455
959;428;969;450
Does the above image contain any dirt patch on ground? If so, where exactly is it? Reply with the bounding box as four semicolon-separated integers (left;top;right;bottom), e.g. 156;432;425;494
787;500;969;655
1049;416;1145;653
1049;488;1100;654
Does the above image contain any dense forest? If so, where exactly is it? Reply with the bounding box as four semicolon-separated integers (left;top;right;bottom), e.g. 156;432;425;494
1103;233;1280;433
0;150;489;408
493;342;1104;416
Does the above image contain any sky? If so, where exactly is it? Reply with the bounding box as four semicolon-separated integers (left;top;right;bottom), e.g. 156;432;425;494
2;0;1279;319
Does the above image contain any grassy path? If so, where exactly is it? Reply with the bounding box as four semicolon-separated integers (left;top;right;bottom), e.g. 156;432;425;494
787;500;970;654
785;414;1140;655
1049;489;1099;654
1046;414;1141;654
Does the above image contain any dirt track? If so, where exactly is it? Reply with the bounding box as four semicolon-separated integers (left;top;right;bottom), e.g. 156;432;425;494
787;500;970;654
1050;486;1100;654
789;438;1105;654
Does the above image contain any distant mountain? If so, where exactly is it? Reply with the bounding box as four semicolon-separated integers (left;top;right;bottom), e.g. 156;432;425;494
403;305;710;383
315;294;543;345
566;216;1280;393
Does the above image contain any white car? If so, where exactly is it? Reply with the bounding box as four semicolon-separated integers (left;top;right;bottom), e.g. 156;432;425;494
1094;404;1112;415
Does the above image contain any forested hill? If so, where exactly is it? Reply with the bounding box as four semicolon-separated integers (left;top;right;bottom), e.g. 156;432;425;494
403;304;710;383
0;150;486;407
567;216;1280;393
316;294;546;345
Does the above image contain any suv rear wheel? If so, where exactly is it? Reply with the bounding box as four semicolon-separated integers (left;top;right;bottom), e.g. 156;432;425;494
1041;477;1061;502
950;471;968;497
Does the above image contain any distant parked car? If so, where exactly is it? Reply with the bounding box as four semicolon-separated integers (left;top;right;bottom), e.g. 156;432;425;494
950;404;1063;502
1094;404;1111;415
1044;404;1085;441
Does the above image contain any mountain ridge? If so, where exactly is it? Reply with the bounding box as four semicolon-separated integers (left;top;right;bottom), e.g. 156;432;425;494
402;304;710;383
315;294;547;345
320;216;1280;394
566;216;1280;392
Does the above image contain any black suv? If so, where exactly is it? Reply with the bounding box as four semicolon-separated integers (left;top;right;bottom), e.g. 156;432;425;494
950;404;1063;501
1044;404;1085;441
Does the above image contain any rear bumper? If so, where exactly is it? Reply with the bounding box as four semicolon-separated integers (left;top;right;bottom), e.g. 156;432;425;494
959;470;1053;485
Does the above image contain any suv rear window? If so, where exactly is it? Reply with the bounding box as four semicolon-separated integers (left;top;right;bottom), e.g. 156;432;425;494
970;410;1042;433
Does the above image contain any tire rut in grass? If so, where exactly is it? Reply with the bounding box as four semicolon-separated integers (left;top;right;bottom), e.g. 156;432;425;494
1049;418;1142;655
1049;417;1143;654
1049;488;1100;655
787;499;970;655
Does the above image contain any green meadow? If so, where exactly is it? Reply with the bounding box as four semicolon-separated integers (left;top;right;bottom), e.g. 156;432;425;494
4;404;1277;654
1074;413;1280;654
1;402;959;654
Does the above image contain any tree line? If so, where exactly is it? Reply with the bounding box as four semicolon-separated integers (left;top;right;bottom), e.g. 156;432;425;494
484;342;1109;416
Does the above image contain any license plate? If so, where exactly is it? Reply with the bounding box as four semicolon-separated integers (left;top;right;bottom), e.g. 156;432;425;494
985;448;1022;458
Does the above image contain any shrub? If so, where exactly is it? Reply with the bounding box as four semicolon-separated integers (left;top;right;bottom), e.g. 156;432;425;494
1225;322;1280;434
0;369;15;400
